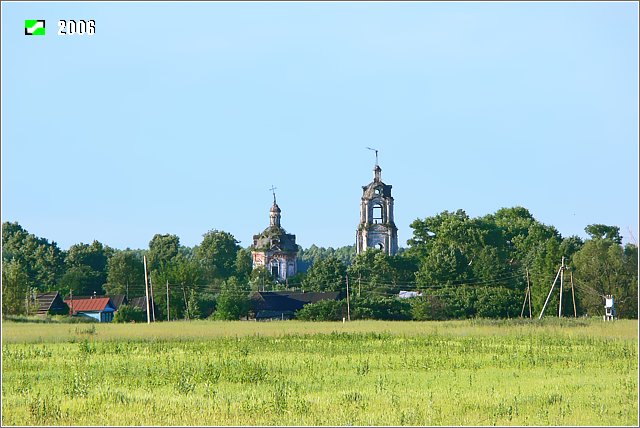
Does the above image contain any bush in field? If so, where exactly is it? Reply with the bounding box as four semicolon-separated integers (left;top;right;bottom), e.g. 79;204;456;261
474;286;521;318
213;278;250;320
410;295;448;321
351;296;412;320
113;304;146;323
214;292;250;320
296;299;345;321
429;285;479;318
410;285;522;320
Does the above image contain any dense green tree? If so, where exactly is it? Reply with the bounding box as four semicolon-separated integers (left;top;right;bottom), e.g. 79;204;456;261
63;241;113;296
1;260;30;315
148;253;204;320
59;265;103;297
234;248;253;281
347;249;418;296
297;244;356;272
408;210;518;288
66;241;113;272
584;224;622;244
302;255;347;292
249;266;274;291
147;234;180;272
184;288;201;320
105;251;144;297
196;230;240;281
2;221;65;291
213;277;250;320
572;232;637;318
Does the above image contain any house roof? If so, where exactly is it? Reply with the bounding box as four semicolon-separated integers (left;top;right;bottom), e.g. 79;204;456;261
109;295;127;309
34;292;66;315
64;297;113;314
128;296;155;312
252;291;342;312
64;294;127;309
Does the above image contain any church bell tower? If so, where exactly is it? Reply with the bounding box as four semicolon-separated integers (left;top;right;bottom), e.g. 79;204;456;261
356;160;398;255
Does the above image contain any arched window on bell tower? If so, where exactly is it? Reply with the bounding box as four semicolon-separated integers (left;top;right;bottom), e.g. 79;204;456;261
372;202;383;224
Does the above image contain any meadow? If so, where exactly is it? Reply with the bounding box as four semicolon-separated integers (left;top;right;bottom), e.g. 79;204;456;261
1;318;638;426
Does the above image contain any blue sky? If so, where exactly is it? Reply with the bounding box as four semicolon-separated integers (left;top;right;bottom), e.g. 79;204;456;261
2;2;638;251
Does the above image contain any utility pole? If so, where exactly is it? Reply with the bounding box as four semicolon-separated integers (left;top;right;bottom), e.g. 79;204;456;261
346;274;351;322
182;285;188;315
538;259;563;320
149;278;156;322
527;269;532;318
143;255;151;324
570;271;577;317
358;274;361;297
69;288;74;318
166;280;170;322
521;268;532;318
558;256;565;318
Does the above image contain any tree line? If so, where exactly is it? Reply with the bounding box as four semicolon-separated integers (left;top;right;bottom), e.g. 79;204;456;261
2;206;637;320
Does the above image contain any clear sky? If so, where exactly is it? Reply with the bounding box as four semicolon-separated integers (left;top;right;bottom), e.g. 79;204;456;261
2;1;638;251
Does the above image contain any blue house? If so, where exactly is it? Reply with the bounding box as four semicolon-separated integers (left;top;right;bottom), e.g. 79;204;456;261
64;297;116;322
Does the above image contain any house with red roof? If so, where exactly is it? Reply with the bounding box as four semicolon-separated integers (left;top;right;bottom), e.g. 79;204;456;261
64;297;116;322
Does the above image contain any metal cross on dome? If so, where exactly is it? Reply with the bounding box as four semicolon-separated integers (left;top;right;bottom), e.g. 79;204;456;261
269;185;277;204
366;147;379;166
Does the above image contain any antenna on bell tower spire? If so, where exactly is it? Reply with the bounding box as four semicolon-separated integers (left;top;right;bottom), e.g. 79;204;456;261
269;185;277;205
366;147;379;166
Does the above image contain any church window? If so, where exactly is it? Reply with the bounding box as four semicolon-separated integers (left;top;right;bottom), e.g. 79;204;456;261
270;260;279;278
375;187;381;195
372;203;383;224
377;243;384;250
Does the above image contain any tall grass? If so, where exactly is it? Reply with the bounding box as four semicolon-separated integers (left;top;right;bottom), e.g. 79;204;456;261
1;319;637;426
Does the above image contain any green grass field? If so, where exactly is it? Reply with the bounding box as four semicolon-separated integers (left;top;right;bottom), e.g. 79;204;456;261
2;318;637;426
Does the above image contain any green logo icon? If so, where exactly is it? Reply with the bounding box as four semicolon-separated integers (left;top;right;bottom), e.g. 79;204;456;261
25;20;45;36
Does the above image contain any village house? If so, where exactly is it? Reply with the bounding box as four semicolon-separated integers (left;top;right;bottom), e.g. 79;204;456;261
251;290;343;320
64;297;116;322
67;294;128;310
128;296;158;320
32;292;68;316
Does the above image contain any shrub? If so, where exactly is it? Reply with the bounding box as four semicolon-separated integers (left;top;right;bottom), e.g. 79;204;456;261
474;286;521;318
113;304;146;323
410;285;522;320
410;295;448;321
296;300;345;321
213;291;250;320
351;296;412;320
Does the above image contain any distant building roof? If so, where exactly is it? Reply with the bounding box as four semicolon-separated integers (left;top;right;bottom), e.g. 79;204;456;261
128;296;159;314
109;295;127;309
66;294;127;309
34;292;67;315
64;297;114;314
398;290;422;299
252;291;342;312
